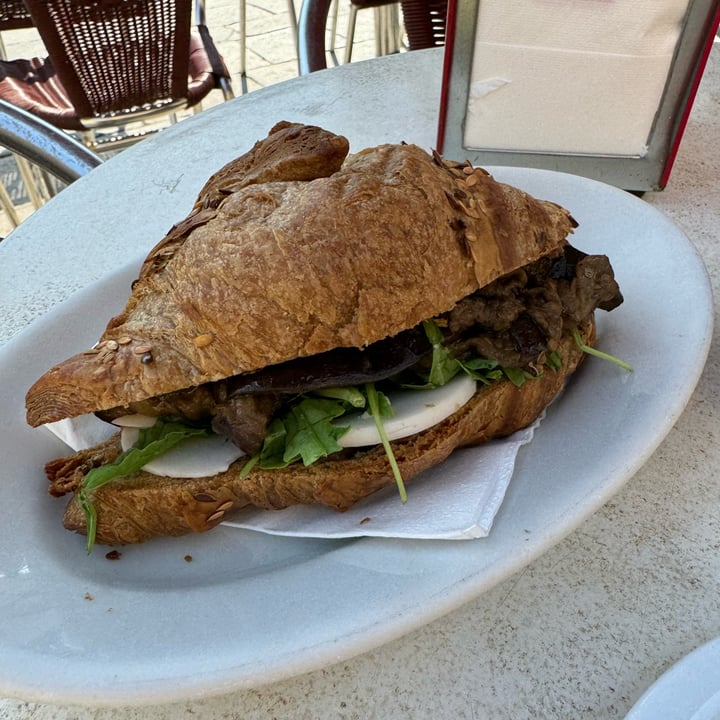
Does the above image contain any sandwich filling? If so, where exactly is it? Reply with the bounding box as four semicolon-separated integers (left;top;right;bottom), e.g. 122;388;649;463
90;243;622;479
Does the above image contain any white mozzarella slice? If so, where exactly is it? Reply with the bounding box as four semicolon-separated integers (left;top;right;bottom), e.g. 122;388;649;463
337;373;477;448
120;426;244;478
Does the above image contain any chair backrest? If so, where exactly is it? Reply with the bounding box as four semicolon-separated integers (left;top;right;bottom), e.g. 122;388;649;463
401;0;447;50
0;0;34;31
298;0;447;74
0;98;102;183
23;0;193;118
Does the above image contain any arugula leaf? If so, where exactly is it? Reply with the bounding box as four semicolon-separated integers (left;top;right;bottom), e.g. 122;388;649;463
572;328;633;372
365;382;407;503
249;396;351;471
423;319;462;387
502;366;534;387
412;320;542;389
372;387;394;418
545;350;563;371
283;397;350;466
313;386;367;408
244;384;407;502
78;419;211;553
457;357;505;385
255;417;290;469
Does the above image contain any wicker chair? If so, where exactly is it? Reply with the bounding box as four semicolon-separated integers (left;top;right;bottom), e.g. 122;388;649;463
0;0;34;59
298;0;447;73
400;0;446;49
0;0;33;30
0;0;234;152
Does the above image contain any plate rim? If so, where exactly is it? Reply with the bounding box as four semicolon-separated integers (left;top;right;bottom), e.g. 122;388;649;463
625;637;720;719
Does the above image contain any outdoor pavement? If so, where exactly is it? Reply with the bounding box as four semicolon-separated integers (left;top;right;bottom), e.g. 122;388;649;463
0;0;390;235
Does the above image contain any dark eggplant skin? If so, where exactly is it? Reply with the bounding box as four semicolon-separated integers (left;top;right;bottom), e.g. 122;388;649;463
226;327;432;396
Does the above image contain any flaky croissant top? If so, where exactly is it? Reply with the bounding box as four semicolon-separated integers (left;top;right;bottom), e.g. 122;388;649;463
26;121;576;427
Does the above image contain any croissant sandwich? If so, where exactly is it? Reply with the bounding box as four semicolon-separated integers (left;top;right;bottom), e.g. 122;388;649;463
25;121;625;549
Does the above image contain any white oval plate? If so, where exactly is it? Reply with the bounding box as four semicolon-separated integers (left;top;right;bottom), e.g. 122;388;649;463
626;638;720;720
0;168;712;706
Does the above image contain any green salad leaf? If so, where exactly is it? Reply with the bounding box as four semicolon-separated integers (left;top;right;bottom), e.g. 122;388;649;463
244;395;352;472
545;349;563;371
457;356;505;385
572;328;634;372
501;366;535;388
313;386;366;407
78;419;211;553
423;319;462;386
280;397;350;466
241;384;404;498
364;382;407;502
403;319;542;389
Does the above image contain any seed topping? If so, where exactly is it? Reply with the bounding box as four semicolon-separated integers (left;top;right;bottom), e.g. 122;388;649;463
193;492;217;503
206;509;225;524
193;333;214;348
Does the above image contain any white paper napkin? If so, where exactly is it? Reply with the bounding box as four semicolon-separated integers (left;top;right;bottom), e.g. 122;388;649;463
44;414;543;541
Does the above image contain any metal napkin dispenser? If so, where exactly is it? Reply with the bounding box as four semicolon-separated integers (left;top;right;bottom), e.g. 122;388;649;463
437;0;720;191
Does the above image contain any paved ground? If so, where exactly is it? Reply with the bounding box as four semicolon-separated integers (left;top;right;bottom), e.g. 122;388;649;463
0;0;393;235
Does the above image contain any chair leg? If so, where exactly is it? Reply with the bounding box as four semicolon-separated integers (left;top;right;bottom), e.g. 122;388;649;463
0;176;20;228
344;5;359;64
0;151;52;228
219;77;235;100
15;156;47;210
343;2;401;65
373;7;383;55
328;0;340;66
81;129;99;153
37;168;60;199
380;4;401;55
287;0;298;53
237;0;295;90
239;0;248;94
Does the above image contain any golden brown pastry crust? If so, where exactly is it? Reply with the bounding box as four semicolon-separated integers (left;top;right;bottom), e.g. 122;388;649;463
25;123;575;427
54;319;594;545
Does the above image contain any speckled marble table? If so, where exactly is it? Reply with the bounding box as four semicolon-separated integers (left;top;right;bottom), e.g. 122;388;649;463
0;45;718;719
